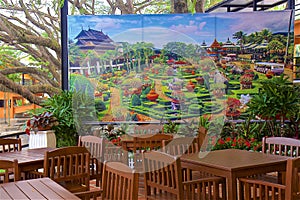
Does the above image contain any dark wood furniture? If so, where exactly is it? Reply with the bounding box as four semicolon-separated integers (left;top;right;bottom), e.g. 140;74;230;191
261;136;300;183
75;161;138;200
180;149;289;200
102;161;139;200
162;137;212;180
262;136;300;157
143;151;226;200
78;135;104;186
133;124;164;134
0;159;19;183
43;146;90;193
0;138;22;153
121;133;173;151
239;157;300;200
0;177;80;199
0;147;52;179
122;133;173;171
162;137;200;156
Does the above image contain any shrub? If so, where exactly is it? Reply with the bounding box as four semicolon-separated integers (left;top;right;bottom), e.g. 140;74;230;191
131;94;141;106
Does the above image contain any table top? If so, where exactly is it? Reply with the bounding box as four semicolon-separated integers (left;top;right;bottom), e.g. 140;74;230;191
0;148;53;165
0;177;80;199
181;149;289;171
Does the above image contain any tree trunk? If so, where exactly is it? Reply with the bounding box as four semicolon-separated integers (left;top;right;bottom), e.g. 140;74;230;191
172;0;188;13
195;0;205;13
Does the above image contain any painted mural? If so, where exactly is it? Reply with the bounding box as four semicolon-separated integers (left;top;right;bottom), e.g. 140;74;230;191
67;10;294;124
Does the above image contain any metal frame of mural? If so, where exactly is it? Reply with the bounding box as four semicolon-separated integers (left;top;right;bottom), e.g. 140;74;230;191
67;10;294;124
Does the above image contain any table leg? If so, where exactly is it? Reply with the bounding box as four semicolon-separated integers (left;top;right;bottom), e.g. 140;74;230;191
227;174;238;200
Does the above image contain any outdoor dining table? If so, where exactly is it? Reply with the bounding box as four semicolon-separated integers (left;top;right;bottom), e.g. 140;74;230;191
0;177;80;199
180;149;289;200
0;147;53;179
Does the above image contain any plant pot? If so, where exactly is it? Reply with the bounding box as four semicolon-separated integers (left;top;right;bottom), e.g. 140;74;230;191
147;89;159;101
29;130;56;149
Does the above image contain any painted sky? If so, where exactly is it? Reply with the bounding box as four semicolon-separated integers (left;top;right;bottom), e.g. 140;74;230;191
68;10;293;49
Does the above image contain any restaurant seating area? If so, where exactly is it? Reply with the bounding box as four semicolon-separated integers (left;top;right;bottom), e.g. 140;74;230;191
1;127;300;200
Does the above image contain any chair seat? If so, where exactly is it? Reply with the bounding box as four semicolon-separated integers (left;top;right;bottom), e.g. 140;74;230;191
59;181;88;193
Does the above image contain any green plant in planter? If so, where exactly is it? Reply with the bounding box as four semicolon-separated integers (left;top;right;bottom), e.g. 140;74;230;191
247;75;300;137
42;90;97;147
163;119;179;134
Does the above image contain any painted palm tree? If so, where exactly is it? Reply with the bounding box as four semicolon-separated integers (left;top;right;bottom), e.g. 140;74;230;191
260;29;273;42
120;42;131;73
141;42;154;67
233;31;247;53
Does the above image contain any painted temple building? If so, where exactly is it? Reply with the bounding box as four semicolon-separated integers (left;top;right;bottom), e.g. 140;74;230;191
70;28;117;75
74;28;116;54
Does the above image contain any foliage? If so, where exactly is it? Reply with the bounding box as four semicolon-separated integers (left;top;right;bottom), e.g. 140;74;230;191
70;73;95;96
25;112;58;135
211;136;262;151
95;99;106;113
131;94;141;106
163;119;179;134
247;75;300;136
198;115;211;129
41;90;96;147
102;124;128;146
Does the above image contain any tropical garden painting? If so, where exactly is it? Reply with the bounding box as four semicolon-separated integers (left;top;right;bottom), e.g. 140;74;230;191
67;10;295;139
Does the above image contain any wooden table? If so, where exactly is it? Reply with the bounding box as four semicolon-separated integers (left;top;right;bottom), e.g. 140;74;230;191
120;133;173;151
0;177;80;199
180;149;289;200
0;148;53;178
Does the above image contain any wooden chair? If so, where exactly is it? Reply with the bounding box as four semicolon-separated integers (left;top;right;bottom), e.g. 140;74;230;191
103;140;127;164
0;139;21;180
102;161;139;200
133;124;163;135
43;146;90;193
162;137;213;180
0;138;22;153
75;161;138;200
262;136;300;157
143;151;226;200
132;133;173;172
239;157;300;200
0;159;19;183
78;135;104;187
162;137;200;156
261;136;300;183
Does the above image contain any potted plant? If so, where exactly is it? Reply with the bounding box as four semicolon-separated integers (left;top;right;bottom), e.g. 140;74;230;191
225;97;241;119
248;75;300;137
25;111;59;149
186;80;195;92
25;111;58;135
240;74;253;89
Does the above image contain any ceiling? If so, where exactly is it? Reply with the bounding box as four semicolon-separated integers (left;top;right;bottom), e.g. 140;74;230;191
205;0;293;13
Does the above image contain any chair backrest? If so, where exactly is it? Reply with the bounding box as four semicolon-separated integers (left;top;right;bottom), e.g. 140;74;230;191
262;137;300;157
103;140;127;164
0;138;22;153
133;124;163;135
0;159;19;183
132;133;173;152
102;161;139;200
162;137;199;156
239;157;300;200
78;135;104;161
44;146;90;192
143;151;184;200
